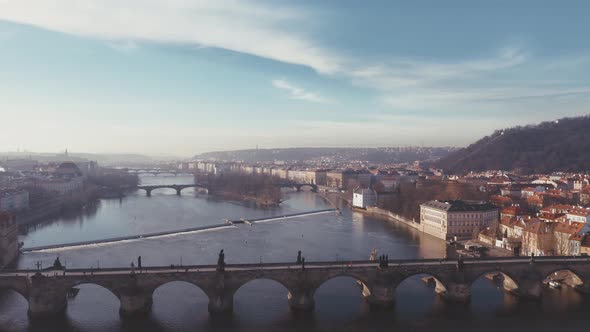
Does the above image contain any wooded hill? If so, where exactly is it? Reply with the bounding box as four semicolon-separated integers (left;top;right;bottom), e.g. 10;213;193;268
436;116;590;174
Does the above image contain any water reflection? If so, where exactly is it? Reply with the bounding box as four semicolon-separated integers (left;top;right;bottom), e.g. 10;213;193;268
3;178;590;331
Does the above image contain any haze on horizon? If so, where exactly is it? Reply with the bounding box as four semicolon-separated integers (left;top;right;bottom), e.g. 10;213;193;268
1;0;590;155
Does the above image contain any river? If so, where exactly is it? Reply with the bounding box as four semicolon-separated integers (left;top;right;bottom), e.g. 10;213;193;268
0;175;589;332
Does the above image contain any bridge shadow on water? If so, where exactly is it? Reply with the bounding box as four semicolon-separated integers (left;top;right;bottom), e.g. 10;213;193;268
3;275;590;332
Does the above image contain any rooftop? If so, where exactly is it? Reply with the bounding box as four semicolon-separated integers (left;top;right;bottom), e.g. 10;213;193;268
421;200;498;212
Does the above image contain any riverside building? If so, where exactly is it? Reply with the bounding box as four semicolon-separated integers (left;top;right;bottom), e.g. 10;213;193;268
420;200;499;241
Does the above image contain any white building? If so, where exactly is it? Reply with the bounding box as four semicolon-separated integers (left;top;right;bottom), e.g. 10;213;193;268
352;188;376;209
0;189;29;211
566;208;590;224
38;178;83;195
420;200;499;241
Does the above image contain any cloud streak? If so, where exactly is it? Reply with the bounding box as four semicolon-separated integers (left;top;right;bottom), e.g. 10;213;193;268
0;0;341;74
2;0;589;118
272;79;329;103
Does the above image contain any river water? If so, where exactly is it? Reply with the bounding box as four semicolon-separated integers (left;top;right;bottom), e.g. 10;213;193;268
0;176;589;332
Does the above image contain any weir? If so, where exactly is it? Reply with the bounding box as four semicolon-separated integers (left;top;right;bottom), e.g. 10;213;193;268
20;208;337;252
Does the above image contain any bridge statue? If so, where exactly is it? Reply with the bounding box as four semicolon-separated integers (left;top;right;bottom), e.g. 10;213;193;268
217;250;225;272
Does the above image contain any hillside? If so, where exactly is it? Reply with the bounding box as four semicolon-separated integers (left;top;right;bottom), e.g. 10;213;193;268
195;147;456;164
436;116;590;174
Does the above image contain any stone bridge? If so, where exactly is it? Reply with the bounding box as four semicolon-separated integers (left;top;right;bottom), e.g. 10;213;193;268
136;184;209;197
127;169;194;176
274;182;318;192
2;256;590;319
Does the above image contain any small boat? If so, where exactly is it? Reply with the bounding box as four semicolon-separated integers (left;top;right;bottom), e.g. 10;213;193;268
549;281;561;289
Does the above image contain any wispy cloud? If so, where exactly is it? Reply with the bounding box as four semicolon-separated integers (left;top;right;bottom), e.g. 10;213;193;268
2;1;589;118
272;79;329;103
0;0;341;74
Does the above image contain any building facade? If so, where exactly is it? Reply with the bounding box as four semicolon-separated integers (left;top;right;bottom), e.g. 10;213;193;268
352;188;376;209
0;212;19;269
420;200;499;241
0;189;29;212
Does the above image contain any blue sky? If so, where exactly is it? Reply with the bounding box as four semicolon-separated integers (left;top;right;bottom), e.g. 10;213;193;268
1;0;589;156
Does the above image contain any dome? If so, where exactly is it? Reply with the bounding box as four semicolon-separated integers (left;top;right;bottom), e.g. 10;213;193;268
56;162;82;176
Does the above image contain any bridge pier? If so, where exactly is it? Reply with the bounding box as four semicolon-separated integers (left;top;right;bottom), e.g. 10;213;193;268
119;289;152;317
176;188;182;196
208;293;233;314
28;274;67;319
146;189;152;197
288;288;315;311
511;278;543;300
439;282;471;303
364;283;395;309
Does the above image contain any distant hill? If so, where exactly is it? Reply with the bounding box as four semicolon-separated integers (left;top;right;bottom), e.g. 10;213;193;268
0;152;158;166
436;116;590;174
195;147;456;164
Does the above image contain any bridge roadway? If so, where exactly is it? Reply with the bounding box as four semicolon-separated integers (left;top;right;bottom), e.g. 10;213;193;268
127;169;194;176
2;256;590;318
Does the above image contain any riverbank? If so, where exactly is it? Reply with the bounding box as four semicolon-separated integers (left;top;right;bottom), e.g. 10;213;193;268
16;187;100;227
212;191;281;208
361;206;424;232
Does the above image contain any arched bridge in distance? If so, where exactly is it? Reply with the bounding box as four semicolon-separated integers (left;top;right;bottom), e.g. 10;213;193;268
273;182;318;192
2;256;590;319
126;169;195;177
136;184;209;197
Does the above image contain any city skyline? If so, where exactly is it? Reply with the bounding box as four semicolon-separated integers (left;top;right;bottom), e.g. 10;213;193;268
2;0;590;154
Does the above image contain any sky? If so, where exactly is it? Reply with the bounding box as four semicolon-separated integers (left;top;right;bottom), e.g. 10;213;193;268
1;0;590;156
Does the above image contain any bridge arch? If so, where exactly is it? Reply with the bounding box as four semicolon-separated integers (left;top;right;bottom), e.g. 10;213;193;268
297;184;318;191
157;172;177;177
67;280;122;299
468;270;520;295
64;283;122;321
151;280;211;300
395;271;449;296
148;187;178;195
151;280;210;318
0;285;29;303
232;277;292;295
313;274;373;316
542;268;586;288
313;272;374;301
0;287;30;320
232;278;292;319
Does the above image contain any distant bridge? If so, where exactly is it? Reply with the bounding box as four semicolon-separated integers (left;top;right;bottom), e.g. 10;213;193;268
127;169;194;176
274;182;318;192
136;184;209;197
2;256;590;318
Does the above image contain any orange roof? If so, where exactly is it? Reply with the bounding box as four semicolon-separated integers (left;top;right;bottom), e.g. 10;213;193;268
501;206;530;216
524;220;554;234
554;221;586;236
567;208;590;217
